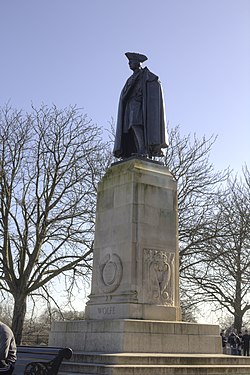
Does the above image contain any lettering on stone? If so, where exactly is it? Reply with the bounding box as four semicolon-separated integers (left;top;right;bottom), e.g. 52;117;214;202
143;249;175;305
98;253;123;293
97;306;116;315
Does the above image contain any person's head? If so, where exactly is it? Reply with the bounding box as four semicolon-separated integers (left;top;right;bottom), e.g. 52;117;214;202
125;52;148;72
245;329;248;333
128;59;141;72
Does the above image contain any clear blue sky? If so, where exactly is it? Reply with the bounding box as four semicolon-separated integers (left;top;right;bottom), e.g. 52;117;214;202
1;0;249;173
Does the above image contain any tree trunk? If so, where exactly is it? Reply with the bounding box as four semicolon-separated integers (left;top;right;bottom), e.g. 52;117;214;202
234;313;243;334
11;293;27;345
234;275;243;333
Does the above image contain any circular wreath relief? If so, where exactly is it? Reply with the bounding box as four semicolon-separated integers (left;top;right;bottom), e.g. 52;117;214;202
98;253;123;293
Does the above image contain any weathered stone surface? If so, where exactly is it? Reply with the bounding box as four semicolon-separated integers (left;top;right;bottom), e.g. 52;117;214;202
49;319;221;354
85;158;180;321
59;352;250;375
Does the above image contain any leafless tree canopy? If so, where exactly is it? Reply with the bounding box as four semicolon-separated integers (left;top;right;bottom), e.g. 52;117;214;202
181;168;250;331
0;104;111;342
164;126;229;270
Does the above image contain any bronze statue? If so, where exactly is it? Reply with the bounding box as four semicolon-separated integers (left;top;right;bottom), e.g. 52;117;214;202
113;52;168;159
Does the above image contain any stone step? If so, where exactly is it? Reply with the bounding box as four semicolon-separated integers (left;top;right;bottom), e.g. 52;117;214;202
68;352;250;365
58;353;250;375
59;363;250;375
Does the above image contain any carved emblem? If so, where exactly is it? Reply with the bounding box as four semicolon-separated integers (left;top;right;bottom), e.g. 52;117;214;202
98;253;123;293
144;249;174;305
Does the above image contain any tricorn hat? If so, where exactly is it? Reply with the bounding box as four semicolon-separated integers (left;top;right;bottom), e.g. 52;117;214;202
125;52;148;63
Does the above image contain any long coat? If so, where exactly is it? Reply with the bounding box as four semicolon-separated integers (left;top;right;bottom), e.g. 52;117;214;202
113;67;168;158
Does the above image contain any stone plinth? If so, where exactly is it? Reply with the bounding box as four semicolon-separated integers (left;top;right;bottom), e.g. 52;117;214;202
49;319;221;354
85;158;180;321
49;157;224;374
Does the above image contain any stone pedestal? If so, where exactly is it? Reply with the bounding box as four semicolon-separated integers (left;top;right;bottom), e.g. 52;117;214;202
49;158;225;374
85;158;180;321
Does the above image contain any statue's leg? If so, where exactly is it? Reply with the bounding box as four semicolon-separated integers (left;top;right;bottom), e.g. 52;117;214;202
132;125;146;156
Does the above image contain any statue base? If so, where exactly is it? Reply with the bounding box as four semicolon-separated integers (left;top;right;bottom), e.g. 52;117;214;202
49;318;221;354
49;158;227;373
85;158;181;321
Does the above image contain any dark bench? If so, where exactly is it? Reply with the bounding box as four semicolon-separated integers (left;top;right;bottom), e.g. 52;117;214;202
13;346;73;375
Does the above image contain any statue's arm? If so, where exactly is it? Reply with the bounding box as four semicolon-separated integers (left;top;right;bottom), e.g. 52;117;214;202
121;75;138;101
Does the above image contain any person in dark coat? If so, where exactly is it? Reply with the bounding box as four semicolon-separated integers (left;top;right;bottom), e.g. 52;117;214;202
238;331;243;355
242;330;250;356
228;329;241;355
113;52;168;159
0;322;16;374
220;329;227;354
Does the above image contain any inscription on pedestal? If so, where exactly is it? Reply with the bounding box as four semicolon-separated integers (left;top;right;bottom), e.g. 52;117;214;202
97;306;116;315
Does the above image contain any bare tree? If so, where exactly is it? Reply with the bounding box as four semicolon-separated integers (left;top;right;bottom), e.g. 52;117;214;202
181;170;250;331
0;104;111;343
164;126;229;271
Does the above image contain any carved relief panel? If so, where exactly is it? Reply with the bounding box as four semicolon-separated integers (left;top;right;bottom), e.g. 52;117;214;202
143;249;175;305
97;253;123;293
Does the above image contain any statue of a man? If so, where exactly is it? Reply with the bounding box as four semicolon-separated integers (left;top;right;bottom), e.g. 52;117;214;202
113;52;168;159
